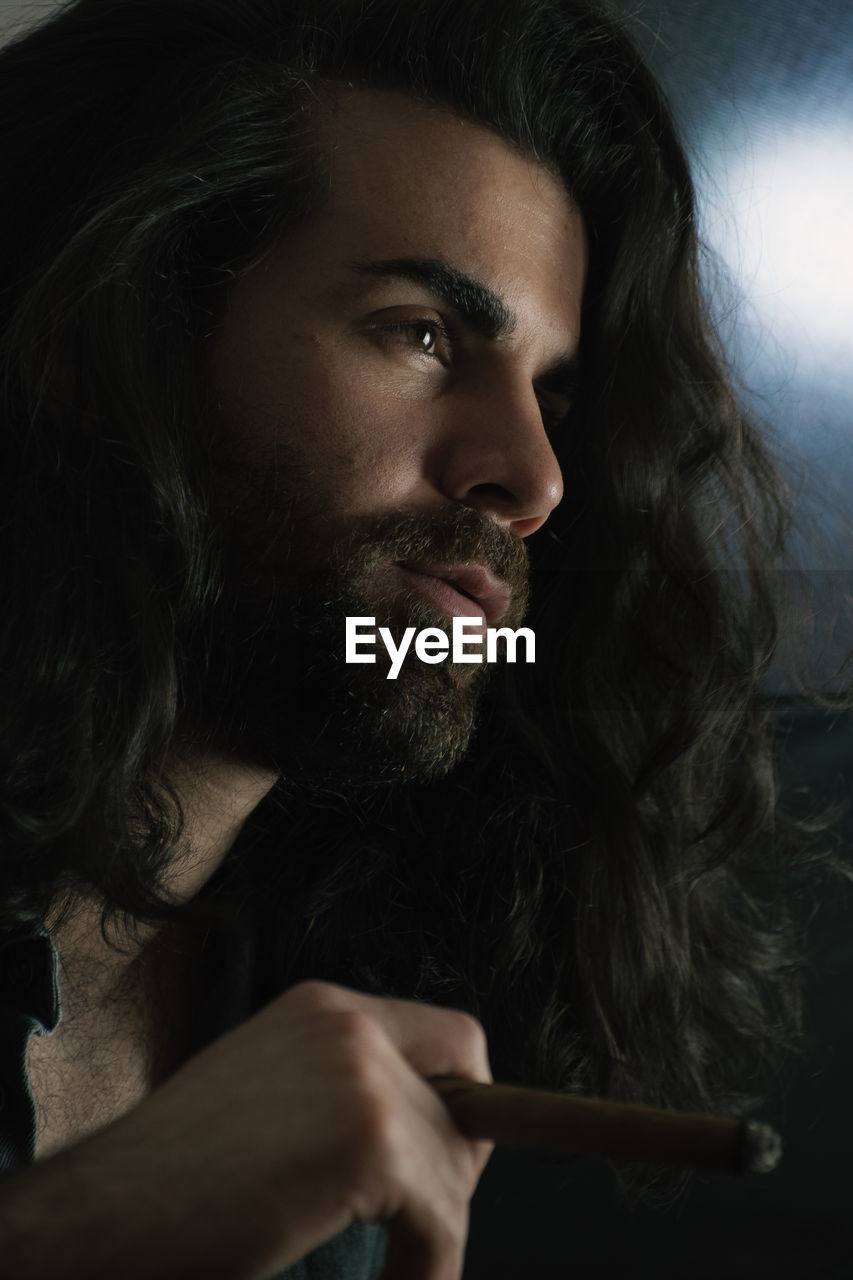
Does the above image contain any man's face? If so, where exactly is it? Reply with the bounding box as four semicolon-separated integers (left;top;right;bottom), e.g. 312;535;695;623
201;86;587;785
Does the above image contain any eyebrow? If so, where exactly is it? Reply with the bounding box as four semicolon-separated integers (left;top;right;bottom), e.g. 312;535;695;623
346;255;517;342
346;255;580;398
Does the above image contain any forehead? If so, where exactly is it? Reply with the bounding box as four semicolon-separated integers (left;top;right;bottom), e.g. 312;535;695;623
308;85;586;325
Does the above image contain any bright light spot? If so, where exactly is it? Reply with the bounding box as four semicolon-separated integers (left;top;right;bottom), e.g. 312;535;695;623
702;110;853;369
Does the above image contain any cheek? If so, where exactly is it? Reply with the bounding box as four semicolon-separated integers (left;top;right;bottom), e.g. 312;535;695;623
266;342;426;508
214;294;430;518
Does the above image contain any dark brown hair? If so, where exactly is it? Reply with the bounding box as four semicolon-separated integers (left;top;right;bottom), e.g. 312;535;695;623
0;0;840;1140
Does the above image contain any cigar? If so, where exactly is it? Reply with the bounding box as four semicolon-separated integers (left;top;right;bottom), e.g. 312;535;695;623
429;1076;781;1174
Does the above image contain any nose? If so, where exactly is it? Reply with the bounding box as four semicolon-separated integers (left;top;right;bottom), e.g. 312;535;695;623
430;374;565;538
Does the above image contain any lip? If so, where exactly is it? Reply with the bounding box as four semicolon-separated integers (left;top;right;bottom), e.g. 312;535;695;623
394;561;512;626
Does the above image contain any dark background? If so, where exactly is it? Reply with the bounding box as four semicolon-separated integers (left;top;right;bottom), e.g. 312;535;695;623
2;1;852;1275
465;699;853;1279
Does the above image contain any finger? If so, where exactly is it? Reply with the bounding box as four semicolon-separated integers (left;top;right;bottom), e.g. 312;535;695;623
380;1203;470;1280
280;981;493;1085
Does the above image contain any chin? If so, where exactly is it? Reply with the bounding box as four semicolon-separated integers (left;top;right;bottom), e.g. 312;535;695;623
230;655;487;790
337;670;483;786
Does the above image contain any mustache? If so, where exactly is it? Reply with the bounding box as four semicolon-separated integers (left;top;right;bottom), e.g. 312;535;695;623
314;506;531;619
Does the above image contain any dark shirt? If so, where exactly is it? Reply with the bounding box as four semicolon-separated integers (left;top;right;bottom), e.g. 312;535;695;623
0;915;387;1279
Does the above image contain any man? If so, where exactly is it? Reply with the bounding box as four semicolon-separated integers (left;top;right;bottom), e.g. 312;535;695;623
0;1;816;1276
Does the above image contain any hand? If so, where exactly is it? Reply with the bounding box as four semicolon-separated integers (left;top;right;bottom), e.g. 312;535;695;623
0;980;494;1280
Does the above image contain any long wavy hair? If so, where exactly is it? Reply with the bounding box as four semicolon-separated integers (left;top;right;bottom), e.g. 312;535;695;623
0;0;839;1129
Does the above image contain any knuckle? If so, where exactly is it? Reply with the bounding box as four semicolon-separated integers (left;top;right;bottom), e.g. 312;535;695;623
324;1010;394;1102
329;1007;387;1070
449;1009;489;1062
349;1089;401;1156
337;1092;407;1197
280;978;350;1013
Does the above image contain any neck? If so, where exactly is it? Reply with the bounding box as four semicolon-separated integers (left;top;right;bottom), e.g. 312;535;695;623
159;746;278;903
47;748;278;991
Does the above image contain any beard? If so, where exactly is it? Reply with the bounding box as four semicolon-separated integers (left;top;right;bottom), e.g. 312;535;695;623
179;431;530;788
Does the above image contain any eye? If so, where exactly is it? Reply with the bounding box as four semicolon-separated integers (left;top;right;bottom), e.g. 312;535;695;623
376;317;452;364
400;320;441;354
537;394;572;436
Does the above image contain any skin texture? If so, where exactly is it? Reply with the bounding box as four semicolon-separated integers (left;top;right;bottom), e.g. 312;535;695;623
6;982;495;1280
6;89;588;1280
210;86;584;548
26;751;276;1159
198;85;587;781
